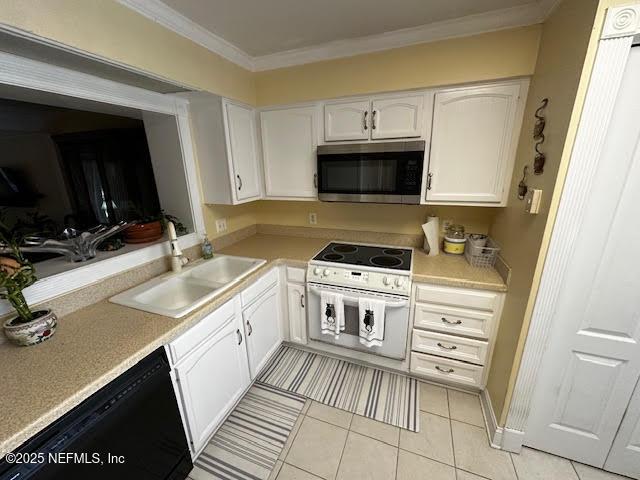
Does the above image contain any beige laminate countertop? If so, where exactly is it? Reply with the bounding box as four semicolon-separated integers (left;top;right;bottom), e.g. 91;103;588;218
0;233;505;457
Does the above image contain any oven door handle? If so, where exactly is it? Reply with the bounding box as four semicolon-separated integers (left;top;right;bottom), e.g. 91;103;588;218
308;286;409;308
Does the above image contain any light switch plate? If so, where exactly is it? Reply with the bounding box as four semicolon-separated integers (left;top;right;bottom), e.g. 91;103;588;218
215;218;228;233
525;189;542;214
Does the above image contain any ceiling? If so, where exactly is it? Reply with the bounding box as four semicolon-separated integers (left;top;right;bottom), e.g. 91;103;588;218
119;0;558;70
160;0;534;56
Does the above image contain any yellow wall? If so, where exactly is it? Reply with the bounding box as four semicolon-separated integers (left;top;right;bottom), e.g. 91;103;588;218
253;201;497;236
0;0;255;104
485;0;601;424
255;26;541;106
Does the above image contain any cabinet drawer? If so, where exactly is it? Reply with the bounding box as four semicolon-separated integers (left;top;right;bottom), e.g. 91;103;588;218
286;266;306;283
410;352;483;388
241;267;278;307
414;302;495;340
412;329;488;365
169;297;237;364
415;284;498;311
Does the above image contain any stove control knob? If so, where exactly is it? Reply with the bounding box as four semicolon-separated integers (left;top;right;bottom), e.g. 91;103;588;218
395;277;405;287
383;276;392;286
323;269;331;277
313;267;322;276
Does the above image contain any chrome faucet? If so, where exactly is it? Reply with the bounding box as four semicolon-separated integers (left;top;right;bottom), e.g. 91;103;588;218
167;221;188;272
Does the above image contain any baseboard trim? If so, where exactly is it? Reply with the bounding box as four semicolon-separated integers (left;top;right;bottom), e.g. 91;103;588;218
501;427;525;453
480;389;503;449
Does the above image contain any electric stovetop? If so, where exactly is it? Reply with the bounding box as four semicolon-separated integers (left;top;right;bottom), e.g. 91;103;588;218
312;242;412;271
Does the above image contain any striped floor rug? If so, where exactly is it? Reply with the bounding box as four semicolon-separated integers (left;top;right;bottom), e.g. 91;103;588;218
258;345;419;432
189;382;305;480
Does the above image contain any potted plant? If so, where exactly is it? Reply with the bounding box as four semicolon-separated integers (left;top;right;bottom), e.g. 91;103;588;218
0;231;56;346
124;210;187;244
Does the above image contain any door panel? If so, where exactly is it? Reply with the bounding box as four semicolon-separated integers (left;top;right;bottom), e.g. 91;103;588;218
427;84;520;203
224;101;261;201
243;285;282;378
174;305;250;454
606;380;640;478
261;106;317;198
524;48;640;470
371;95;424;139
324;100;370;141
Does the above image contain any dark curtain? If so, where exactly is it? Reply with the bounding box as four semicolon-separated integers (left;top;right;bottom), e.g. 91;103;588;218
54;128;161;229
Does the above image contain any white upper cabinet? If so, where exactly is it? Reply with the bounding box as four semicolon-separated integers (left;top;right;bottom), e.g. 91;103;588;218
179;92;262;205
371;95;424;139
323;95;425;142
224;101;262;202
260;106;318;199
426;83;524;205
324;99;370;141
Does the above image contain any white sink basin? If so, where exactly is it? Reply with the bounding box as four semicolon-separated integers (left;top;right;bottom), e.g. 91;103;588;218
110;254;266;318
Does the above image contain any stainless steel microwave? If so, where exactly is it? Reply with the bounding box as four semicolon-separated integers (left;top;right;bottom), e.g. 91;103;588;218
317;141;425;204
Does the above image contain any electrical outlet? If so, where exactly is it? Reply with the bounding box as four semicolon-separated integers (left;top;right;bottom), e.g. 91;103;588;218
215;218;227;233
309;213;317;225
441;219;453;234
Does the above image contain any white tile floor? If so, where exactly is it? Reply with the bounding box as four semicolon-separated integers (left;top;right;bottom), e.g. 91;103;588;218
269;382;633;480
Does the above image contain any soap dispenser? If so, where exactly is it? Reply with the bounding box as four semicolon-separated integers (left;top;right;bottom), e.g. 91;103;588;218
202;235;214;259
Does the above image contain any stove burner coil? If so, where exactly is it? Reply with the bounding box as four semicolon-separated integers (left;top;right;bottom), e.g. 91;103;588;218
332;244;358;254
383;248;405;256
323;253;344;261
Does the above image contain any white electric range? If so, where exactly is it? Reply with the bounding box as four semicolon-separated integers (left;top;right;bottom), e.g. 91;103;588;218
306;242;413;359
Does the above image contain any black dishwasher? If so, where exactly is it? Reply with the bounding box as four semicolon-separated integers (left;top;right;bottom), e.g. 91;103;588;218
0;347;192;480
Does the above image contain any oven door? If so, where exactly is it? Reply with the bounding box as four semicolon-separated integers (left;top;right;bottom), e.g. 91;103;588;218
317;141;425;204
307;282;410;359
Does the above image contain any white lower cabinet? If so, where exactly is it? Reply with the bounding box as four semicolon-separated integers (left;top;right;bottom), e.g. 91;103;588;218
410;282;504;389
171;297;250;455
287;282;307;344
242;281;282;378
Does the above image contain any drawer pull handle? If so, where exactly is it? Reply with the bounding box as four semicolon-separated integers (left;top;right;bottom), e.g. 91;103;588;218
435;366;454;374
246;320;253;336
441;317;462;325
236;328;243;345
300;293;305;308
437;342;457;350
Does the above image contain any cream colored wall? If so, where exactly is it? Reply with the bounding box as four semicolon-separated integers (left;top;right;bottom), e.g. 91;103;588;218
253;201;496;236
254;26;542;106
485;0;602;424
0;0;255;104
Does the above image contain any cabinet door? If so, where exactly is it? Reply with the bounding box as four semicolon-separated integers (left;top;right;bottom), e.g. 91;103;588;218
427;84;521;204
243;284;282;378
261;106;318;198
371;95;424;139
287;282;307;344
324;99;370;141
174;304;250;454
224;101;261;202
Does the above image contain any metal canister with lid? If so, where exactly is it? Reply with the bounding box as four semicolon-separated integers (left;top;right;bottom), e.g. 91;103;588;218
443;224;466;255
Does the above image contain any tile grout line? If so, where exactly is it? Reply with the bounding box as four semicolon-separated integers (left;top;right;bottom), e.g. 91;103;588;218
570;460;583;480
333;423;350;480
282;461;325;480
509;451;520;480
445;388;458;473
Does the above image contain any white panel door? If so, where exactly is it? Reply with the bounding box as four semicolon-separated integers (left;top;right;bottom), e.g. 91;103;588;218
427;84;521;203
243;284;282;378
524;48;640;469
324;99;370;141
371;95;424;139
287;282;307;344
224;101;261;202
261;106;317;198
174;299;250;454
605;380;640;478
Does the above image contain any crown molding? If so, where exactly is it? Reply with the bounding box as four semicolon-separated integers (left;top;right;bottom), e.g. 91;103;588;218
253;4;544;71
116;0;254;71
118;1;552;72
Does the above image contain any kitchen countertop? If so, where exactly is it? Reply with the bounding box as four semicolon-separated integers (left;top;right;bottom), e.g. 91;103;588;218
0;233;506;457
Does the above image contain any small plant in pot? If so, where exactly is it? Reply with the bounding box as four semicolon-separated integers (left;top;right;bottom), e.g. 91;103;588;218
124;210;187;244
0;234;56;346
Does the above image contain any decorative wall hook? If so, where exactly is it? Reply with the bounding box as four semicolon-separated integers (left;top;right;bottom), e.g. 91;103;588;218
518;165;529;200
533;98;549;175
